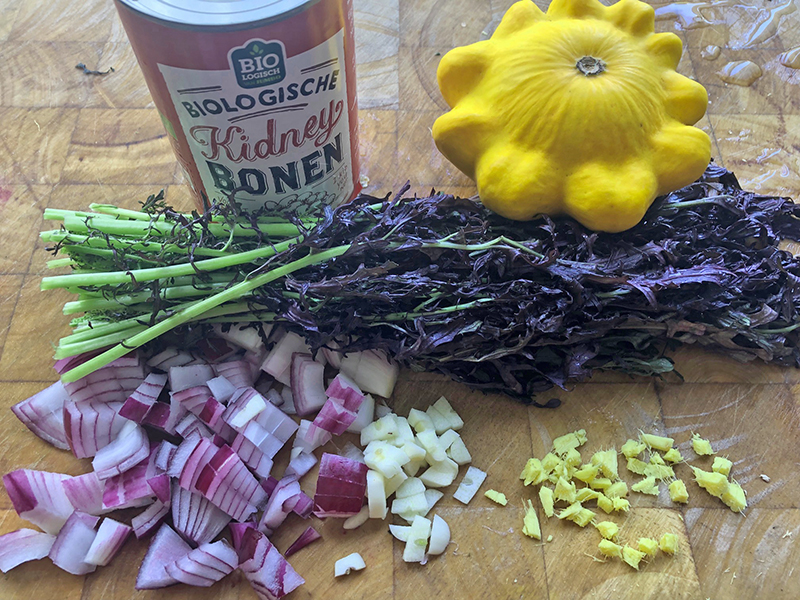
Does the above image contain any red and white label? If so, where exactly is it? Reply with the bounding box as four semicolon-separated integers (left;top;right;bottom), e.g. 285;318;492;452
158;30;352;214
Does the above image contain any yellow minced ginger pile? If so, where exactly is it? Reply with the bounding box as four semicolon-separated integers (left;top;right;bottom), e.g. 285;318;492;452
518;427;747;569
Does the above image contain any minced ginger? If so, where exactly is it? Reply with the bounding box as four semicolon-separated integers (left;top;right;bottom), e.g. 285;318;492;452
668;480;689;503
621;439;646;459
484;489;508;506
692;467;747;512
712;456;733;477
663;448;683;463
522;499;541;540
692;433;714;456
595;521;619;540
631;476;659;496
639;433;674;452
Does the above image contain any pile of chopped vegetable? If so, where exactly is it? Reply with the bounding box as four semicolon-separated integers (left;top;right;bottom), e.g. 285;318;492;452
39;164;800;402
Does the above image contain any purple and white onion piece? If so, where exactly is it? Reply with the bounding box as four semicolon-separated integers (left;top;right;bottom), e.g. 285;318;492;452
136;524;192;590
0;529;56;573
196;337;237;363
279;386;296;415
284;450;317;479
231;433;275;479
284;526;321;557
146;347;194;370
132;499;170;539
236;526;304;600
172;385;213;414
3;469;75;534
308;398;358;437
11;381;70;450
261;330;312;386
259;476;302;532
346;393;375;434
101;459;157;510
92;420;149;480
254;400;299;443
175;413;214;439
84;517;132;566
214;359;256;389
63;400;127;459
154;440;177;472
263;387;283;407
324;373;364;412
164;539;238;587
147;473;171;504
171;486;231;546
206;375;236;404
62;471;105;515
290;353;328;416
312;453;369;518
169;364;215;394
212;322;269;354
119;373;167;422
48;511;100;575
293;419;331;455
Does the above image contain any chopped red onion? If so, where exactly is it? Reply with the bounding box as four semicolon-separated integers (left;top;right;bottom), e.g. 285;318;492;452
193;396;236;441
279;386;296;415
196;337;237;363
312;453;368;518
171;486;231;546
263;387;283;407
206;375;236;404
175;413;214;439
154;440;177;472
92;420;149;480
308;398;358;437
242;421;284;459
3;469;75;534
63;400;128;459
84;517;132;566
146;347;195;370
341;441;366;464
147;473;171;504
284;526;321;557
346;393;375;434
63;471;105;515
258;476;301;532
11;381;70;450
290;353;327;416
223;387;267;430
136;524;192;589
214;359;256;389
293;419;331;455
286;491;314;519
101;455;158;510
261;330;312;386
164;539;238;587
48;511;99;575
169;364;215;393
0;529;56;573
231;433;274;479
61;352;145;404
132;499;170;539
236;526;304;600
255;400;299;443
172;385;213;413
285;451;317;479
325;373;364;412
119;373;167;422
212;322;269;354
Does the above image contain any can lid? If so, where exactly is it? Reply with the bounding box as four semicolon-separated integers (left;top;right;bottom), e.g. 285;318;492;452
117;0;318;28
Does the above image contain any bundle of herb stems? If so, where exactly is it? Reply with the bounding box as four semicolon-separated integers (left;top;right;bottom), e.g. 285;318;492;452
40;165;800;402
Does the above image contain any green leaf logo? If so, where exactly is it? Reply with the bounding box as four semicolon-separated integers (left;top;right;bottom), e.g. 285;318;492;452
250;43;264;56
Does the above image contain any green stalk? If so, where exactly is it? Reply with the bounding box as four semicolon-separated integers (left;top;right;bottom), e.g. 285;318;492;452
62;282;232;315
41;237;299;290
88;203;320;225
41;230;234;259
60;245;352;382
47;258;75;269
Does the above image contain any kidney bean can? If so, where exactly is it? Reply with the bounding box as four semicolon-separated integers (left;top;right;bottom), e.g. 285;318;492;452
114;0;360;214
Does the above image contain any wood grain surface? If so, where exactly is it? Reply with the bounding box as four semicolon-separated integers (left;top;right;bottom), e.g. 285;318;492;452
1;0;800;599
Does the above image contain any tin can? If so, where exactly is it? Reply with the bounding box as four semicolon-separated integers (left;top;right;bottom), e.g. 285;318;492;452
114;0;360;215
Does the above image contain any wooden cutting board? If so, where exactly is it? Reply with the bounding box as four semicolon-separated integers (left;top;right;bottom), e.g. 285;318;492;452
1;0;799;598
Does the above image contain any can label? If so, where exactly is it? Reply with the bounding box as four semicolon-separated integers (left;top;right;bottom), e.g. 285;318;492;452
159;32;351;214
114;0;360;215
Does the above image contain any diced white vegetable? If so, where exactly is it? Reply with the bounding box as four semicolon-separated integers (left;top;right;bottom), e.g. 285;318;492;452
374;402;392;419
360;414;399;446
212;323;269;354
426;404;451;435
407;409;435;434
367;470;387;519
363;441;410;479
389;524;412;542
394;416;415;445
453;466;487;504
334;552;366;576
419;457;459;488
206;376;236;404
438;429;460;450
416;430;446;463
383;471;408;497
346;393;375;434
431;397;464;431
447;437;472;466
427;515;450;556
391;494;428;518
402;458;426;477
343;505;370;530
338;349;398;398
261;331;311;385
395;477;426;499
424;489;444;514
403;516;432;563
342;441;365;464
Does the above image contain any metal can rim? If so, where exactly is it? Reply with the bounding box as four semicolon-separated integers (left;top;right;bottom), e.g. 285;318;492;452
115;0;322;30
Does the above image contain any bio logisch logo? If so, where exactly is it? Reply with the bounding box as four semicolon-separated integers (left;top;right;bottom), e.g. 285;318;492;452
230;39;286;89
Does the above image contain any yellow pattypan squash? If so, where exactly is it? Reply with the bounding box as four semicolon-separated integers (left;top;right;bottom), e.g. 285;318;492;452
432;0;711;233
